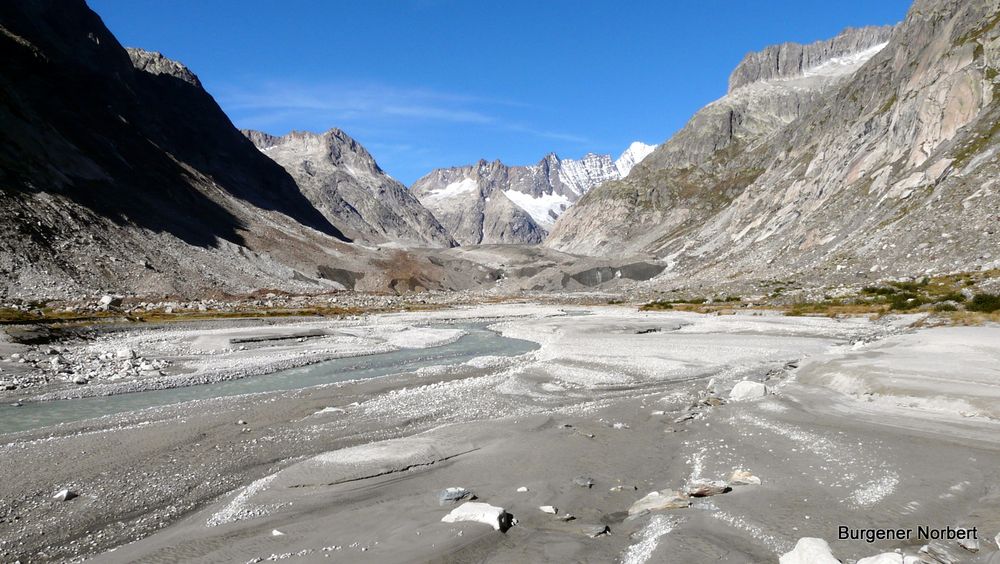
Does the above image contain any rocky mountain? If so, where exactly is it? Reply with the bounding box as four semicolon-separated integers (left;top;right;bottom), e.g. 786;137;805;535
0;0;383;298
411;143;656;245
547;25;895;258
243;128;455;248
549;3;1000;288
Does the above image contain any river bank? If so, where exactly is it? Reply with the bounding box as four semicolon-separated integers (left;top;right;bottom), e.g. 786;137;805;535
2;304;999;563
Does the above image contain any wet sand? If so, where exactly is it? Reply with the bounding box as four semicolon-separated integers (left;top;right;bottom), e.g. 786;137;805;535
2;305;999;563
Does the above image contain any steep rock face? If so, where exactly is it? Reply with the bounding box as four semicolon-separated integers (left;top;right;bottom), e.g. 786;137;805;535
126;47;201;87
244;129;455;248
675;0;1000;283
412;143;656;245
546;26;896;256
0;0;355;298
411;161;545;245
728;26;894;91
549;2;1000;286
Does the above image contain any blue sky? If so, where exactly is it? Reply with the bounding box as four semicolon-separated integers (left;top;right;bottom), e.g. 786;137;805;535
90;0;911;185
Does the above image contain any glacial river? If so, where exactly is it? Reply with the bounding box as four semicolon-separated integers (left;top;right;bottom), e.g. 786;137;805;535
0;323;538;435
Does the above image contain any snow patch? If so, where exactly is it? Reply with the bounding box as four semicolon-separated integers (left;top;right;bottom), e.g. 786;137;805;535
802;42;888;78
615;141;657;177
502;190;572;228
423;178;477;201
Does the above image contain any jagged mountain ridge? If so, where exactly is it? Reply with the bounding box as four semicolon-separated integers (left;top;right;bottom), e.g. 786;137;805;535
548;3;1000;287
545;26;892;252
243;128;455;248
411;143;656;245
0;0;374;298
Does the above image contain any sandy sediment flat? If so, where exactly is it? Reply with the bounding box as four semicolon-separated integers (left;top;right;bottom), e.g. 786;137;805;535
2;305;999;563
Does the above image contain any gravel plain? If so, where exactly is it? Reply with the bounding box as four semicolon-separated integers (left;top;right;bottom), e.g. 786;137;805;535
1;305;999;563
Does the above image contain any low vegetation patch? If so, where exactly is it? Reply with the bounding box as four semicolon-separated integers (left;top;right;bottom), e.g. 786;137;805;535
783;270;1000;320
967;293;1000;313
641;296;741;312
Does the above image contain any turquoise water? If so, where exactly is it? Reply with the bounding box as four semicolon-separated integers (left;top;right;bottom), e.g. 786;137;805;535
0;324;538;436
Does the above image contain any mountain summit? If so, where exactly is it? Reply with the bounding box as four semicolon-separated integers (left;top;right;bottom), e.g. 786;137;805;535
548;6;1000;286
411;143;656;245
243;128;455;248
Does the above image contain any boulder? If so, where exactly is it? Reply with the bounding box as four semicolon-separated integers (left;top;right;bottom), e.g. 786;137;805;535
438;487;475;505
53;489;78;501
730;470;762;486
115;348;136;360
628;490;690;515
779;538;839;564
516;486;529;493
729;380;767;401
539;505;558;514
958;535;979;553
683;479;731;497
858;553;903;564
581;524;610;538
919;542;961;563
97;295;123;310
441;502;516;532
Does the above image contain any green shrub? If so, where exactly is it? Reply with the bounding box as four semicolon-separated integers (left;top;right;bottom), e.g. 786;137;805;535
889;293;925;310
889;279;928;292
934;303;958;312
862;286;897;296
967;294;1000;313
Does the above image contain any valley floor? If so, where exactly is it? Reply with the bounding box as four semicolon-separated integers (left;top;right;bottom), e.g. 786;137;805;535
1;305;999;563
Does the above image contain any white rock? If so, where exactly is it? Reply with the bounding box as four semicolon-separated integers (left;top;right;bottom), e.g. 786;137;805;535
729;380;768;401
53;489;78;501
581;524;610;538
438;487;474;505
115;348;136;359
730;469;762;486
779;538;839;564
516;486;529;493
958;535;979;552
539;505;558;514
271;529;285;536
627;490;690;515
683;479;730;497
857;553;903;564
441;502;515;531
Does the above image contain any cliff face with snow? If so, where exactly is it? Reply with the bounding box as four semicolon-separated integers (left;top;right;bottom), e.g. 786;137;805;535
411;142;656;245
548;7;1000;286
243;129;455;248
547;26;895;255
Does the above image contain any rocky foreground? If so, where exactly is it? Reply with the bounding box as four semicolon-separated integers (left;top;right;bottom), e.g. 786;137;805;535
1;304;999;563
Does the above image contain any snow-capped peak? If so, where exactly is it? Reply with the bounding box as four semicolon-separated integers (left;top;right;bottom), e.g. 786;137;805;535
614;141;657;178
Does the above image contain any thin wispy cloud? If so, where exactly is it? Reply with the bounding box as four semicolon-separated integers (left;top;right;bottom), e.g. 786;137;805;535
218;80;576;140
